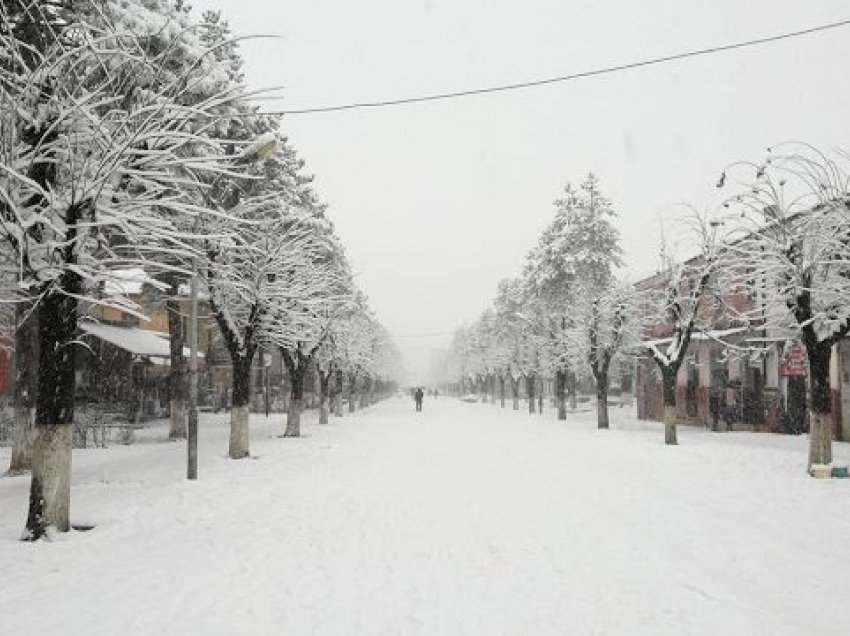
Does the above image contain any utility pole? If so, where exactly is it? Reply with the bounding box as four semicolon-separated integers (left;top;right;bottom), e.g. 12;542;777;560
264;353;270;417
187;266;199;480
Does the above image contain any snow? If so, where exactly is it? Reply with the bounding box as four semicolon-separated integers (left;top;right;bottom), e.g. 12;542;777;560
80;322;201;360
2;399;850;634
101;268;158;296
240;132;278;162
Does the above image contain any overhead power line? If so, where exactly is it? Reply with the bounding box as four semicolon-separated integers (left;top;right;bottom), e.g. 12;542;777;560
265;17;850;116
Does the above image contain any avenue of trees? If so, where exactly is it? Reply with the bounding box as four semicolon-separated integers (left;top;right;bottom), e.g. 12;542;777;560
437;146;850;472
435;174;634;432
0;1;401;540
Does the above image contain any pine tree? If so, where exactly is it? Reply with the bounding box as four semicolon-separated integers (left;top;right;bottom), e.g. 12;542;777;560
523;174;624;423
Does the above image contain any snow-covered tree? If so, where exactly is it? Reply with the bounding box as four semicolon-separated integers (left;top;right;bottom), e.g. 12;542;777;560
582;282;634;428
718;144;850;470
1;2;234;538
201;188;332;456
278;234;352;438
492;278;534;410
331;309;378;413
638;210;724;445
523;174;624;421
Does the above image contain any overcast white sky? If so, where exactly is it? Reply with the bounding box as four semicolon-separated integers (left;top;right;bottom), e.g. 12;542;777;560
192;0;850;380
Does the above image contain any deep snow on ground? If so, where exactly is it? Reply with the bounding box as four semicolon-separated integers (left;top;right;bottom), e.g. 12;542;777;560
2;398;849;635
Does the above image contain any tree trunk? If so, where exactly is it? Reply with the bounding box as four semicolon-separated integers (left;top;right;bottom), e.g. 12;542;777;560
596;370;609;429
21;105;67;539
348;373;356;412
28;424;72;536
334;369;344;416
555;369;567;421
511;377;520;410
167;284;187;440
661;366;678;445
537;380;543;415
499;375;505;408
10;301;37;473
285;361;305;437
807;344;833;470
229;353;253;459
527;374;536;414
365;376;374;407
26;281;79;540
319;371;330;425
11;407;35;474
567;371;577;410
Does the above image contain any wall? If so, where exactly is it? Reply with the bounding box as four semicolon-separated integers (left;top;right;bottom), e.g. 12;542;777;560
0;349;10;395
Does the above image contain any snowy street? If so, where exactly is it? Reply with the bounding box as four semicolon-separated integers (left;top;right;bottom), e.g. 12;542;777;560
2;398;849;635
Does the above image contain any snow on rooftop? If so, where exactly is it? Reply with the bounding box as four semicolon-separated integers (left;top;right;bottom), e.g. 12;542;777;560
102;268;160;297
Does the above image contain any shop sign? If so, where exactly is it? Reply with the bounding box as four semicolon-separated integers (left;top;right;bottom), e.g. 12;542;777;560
781;346;806;376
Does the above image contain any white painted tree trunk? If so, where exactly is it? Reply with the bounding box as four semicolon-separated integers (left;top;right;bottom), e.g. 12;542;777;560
334;394;343;417
319;396;329;425
169;398;186;440
285;399;303;437
596;396;609;429
808;411;832;471
664;405;678;445
228;405;250;459
9;407;34;473
27;424;72;536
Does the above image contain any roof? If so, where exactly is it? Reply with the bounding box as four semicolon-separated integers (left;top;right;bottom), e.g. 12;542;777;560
80;322;202;359
102;268;159;296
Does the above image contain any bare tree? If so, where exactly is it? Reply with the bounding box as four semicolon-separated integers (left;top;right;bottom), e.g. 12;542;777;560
583;283;633;429
638;211;724;445
719;144;850;471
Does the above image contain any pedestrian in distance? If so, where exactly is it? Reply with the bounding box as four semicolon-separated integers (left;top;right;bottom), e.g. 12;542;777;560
414;387;424;412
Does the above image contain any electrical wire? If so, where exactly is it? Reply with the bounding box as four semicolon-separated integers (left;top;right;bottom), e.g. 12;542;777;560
260;17;850;116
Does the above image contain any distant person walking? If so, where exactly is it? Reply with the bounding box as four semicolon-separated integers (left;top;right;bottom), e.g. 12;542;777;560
414;387;424;412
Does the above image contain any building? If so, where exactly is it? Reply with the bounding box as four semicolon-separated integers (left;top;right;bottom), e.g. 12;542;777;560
633;254;850;441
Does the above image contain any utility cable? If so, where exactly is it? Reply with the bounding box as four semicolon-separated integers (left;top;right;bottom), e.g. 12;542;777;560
261;18;850;116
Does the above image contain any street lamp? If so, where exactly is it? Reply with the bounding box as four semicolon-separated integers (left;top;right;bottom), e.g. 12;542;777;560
187;262;199;480
188;133;279;479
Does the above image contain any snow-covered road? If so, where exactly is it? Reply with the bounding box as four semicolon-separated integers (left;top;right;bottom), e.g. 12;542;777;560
2;397;849;635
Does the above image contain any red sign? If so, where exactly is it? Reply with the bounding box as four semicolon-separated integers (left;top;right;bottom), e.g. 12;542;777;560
781;346;806;377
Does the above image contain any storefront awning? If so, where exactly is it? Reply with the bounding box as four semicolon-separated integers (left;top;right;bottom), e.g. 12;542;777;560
80;322;202;360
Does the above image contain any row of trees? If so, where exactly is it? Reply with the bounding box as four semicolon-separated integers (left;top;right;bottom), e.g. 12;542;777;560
436;146;850;474
0;1;401;540
434;174;634;430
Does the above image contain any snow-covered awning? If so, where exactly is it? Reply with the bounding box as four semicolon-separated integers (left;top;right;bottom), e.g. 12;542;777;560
80;322;202;359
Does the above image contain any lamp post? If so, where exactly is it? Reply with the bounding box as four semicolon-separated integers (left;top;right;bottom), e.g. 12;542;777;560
187;262;199;480
186;133;279;478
